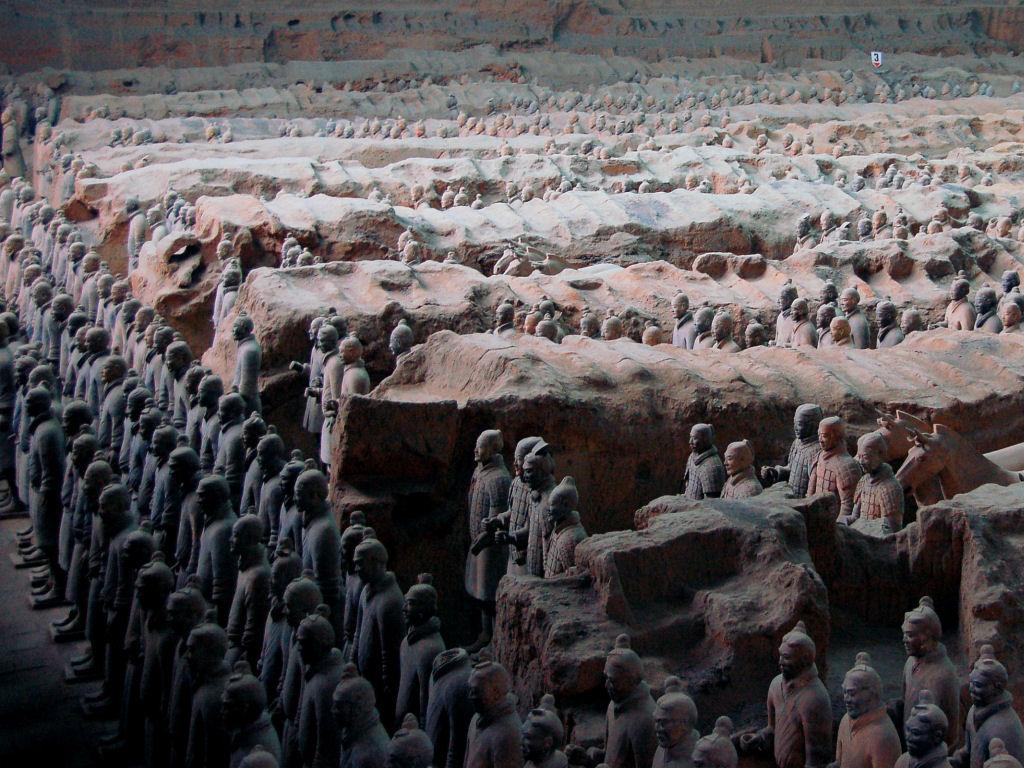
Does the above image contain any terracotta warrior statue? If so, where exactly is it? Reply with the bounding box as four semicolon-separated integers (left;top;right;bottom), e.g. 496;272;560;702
333;664;390;768
672;294;697;350
396;573;445;724
390;318;415;361
975;286;1004;333
721;441;763;499
604;634;657;768
602;315;624;341
579;312;601;340
296;606;346;768
692;308;716;350
738;621;832;768
876;302;905;348
353;535;406;732
221;661;282;768
465;429;511;651
711;313;741;352
185;621;232;768
982;741;1024;768
789;299;817;348
226;514;271;670
775;283;799;347
891;597;961;750
830;318;853;347
692;718;737;768
425;648;474;768
834;652;900;768
745;322;768;348
500;436;542;575
950;646;1024;768
1000;303;1022;334
654;676;699;768
465;660;523;768
388;714;435;768
278;574;323;768
291;315;327;434
945;276;976;330
808;416;862;519
196;474;238;625
683;424;726;500
522;695;567;768
762;404;823;497
232;312;262;415
493;303;516;338
296;468;342;637
543;476;588;578
519;440;556;578
839;289;871;349
895;691;952;768
840;433;903;536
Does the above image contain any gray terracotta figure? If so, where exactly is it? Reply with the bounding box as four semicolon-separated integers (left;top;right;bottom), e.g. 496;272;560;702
279;574;323;768
653;676;699;768
950;646;1024;768
523;695;567;768
186;621;233;768
745;322;768;349
167;583;209;768
790;299;817;348
602;315;624;341
521;440;556;577
894;690;951;768
27;385;66;603
255;431;286;550
465;429;511;648
227;515;271;670
775;283;799;347
711;313;741;352
397;574;445;724
388;714;435;768
232;312;262;415
975;286;1004;333
390;319;415;361
604;634;657;768
493;303;516;338
426;648;474;768
239;414;267;517
875;302;905;348
213;392;247;509
333;664;390;768
672;294;697;350
543;476;587;578
839;289;871;349
579;312;601;340
721;441;763;499
196;474;239;625
137;553;178;768
502;436;543;574
738;621;832;768
296;468;343;637
341;517;367;658
296;607;346;768
291;315;327;434
465;660;524;768
817;305;837;346
841;433;903;536
258;538;301;704
169;446;202;580
198;374;224;474
833;653;900;768
692;308;716;350
807;417;862;518
891;597;961;750
353;535;406;732
762;404;823;497
222;661;282;768
683;424;726;500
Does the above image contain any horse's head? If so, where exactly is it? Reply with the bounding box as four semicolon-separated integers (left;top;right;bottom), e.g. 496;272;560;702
877;410;932;462
895;428;949;491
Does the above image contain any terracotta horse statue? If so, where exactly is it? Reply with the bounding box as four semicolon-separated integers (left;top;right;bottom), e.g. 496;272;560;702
894;422;1024;505
877;410;1024;471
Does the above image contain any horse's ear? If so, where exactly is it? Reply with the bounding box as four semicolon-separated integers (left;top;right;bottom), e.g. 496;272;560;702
907;428;925;447
897;410;931;431
933;423;953;436
877;413;892;428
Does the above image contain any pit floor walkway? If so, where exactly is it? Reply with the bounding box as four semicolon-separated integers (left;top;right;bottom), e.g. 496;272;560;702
0;517;109;767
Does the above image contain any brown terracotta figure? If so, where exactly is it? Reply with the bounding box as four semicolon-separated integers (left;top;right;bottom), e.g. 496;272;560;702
894;691;952;768
543;476;588;577
493;303;516;338
333;664;390;768
762;404;824;497
465;429;511;650
711;313;741;352
975;287;1003;333
945;277;976;330
738;621;832;768
983;741;1024;768
672;294;697;350
521;440;556;577
817;305;837;347
602;316;624;341
465;660;523;768
654;676;699;768
839;289;871;348
808;417;862;518
950;646;1024;768
396;574;445;724
892;597;961;750
522;695;567;768
833;653;900;768
692;718;737;768
876;302;905;348
775;283;799;347
745;322;768;349
721;441;763;499
683;424;726;500
790;299;818;348
1000;303;1022;334
840;433;903;535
